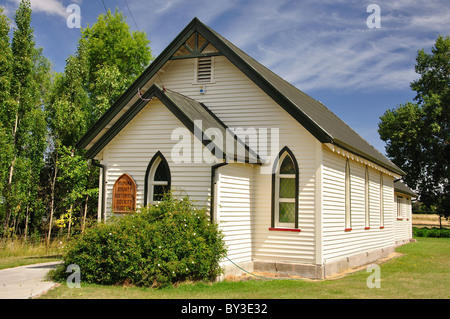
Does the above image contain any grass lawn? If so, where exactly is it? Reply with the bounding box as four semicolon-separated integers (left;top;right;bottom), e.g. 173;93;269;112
40;237;450;299
0;239;62;270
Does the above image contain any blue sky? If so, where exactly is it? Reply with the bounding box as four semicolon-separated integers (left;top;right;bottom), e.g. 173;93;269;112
1;0;449;154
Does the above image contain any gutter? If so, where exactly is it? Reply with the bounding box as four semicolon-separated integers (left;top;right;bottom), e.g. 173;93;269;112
210;162;228;223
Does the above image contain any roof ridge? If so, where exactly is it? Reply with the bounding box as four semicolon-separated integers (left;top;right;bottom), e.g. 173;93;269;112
77;17;404;175
199;19;403;175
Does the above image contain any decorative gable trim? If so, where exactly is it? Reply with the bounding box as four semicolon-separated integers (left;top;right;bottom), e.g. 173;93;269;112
76;17;404;177
170;31;222;60
76;18;331;152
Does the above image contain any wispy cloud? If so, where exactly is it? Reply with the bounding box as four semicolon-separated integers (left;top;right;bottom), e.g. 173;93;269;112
201;0;448;93
3;0;446;96
6;0;71;19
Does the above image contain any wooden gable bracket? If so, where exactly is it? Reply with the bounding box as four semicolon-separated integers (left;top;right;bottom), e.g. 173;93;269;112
170;31;223;60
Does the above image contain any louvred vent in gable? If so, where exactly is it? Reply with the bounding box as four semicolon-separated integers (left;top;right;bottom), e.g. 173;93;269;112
197;57;212;82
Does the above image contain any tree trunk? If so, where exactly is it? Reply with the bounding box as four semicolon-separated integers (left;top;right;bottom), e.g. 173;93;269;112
47;153;58;251
3;156;17;236
3;110;19;236
67;205;73;238
24;203;30;242
82;195;89;233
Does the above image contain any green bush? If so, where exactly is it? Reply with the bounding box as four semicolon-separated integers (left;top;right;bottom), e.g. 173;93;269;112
413;227;450;238
53;193;227;288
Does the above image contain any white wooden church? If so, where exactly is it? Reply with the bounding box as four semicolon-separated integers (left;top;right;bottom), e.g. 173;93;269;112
76;18;416;279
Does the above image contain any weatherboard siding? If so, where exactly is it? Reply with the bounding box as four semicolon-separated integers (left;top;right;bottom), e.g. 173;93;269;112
101;100;214;218
215;164;256;265
394;193;413;243
322;147;395;263
154;55;321;264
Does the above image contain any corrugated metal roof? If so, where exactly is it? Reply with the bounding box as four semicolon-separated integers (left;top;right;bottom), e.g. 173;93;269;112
394;180;417;198
203;22;404;175
163;87;260;163
84;83;259;163
77;17;405;176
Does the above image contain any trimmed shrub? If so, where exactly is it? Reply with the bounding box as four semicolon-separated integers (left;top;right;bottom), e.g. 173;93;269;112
413;227;450;238
53;193;227;288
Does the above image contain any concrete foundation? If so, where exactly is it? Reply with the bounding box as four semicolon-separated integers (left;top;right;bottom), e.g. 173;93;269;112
220;239;416;280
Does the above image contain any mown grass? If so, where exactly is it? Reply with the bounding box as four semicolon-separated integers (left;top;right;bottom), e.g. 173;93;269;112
40;237;450;299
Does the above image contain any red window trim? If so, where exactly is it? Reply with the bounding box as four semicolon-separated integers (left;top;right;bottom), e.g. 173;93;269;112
364;227;370;230
380;226;385;229
397;218;403;221
345;228;352;232
268;227;301;233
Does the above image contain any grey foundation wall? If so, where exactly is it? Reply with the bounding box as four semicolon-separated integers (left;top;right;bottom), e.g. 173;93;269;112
220;239;415;280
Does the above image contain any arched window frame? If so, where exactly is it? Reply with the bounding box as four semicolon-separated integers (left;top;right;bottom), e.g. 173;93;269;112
380;172;384;228
271;147;299;230
365;165;370;230
144;151;171;206
345;158;352;231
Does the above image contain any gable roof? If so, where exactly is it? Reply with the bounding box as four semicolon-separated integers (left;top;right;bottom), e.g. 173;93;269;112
76;17;404;176
84;83;259;163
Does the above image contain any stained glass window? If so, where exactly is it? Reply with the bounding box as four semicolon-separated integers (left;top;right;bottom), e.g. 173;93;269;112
280;156;296;174
279;178;295;198
279;202;295;223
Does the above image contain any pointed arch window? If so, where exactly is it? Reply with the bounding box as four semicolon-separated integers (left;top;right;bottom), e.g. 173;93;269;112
380;172;384;228
345;159;352;231
365;166;370;229
144;152;171;206
271;147;299;230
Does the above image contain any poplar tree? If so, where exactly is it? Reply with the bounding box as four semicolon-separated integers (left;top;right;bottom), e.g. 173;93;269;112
0;8;14;222
1;1;50;237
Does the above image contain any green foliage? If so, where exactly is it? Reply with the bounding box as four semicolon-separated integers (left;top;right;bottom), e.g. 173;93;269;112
78;8;153;123
0;10;13;196
56;194;226;288
378;35;449;219
0;7;12;111
413;227;450;238
80;9;152;95
0;0;50;237
41;8;153;242
1;3;154;240
57;146;98;205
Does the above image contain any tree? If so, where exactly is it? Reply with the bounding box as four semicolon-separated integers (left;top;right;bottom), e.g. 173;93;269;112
79;8;153;122
56;146;98;236
1;0;50;237
43;9;153;242
378;35;449;222
0;8;14;214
